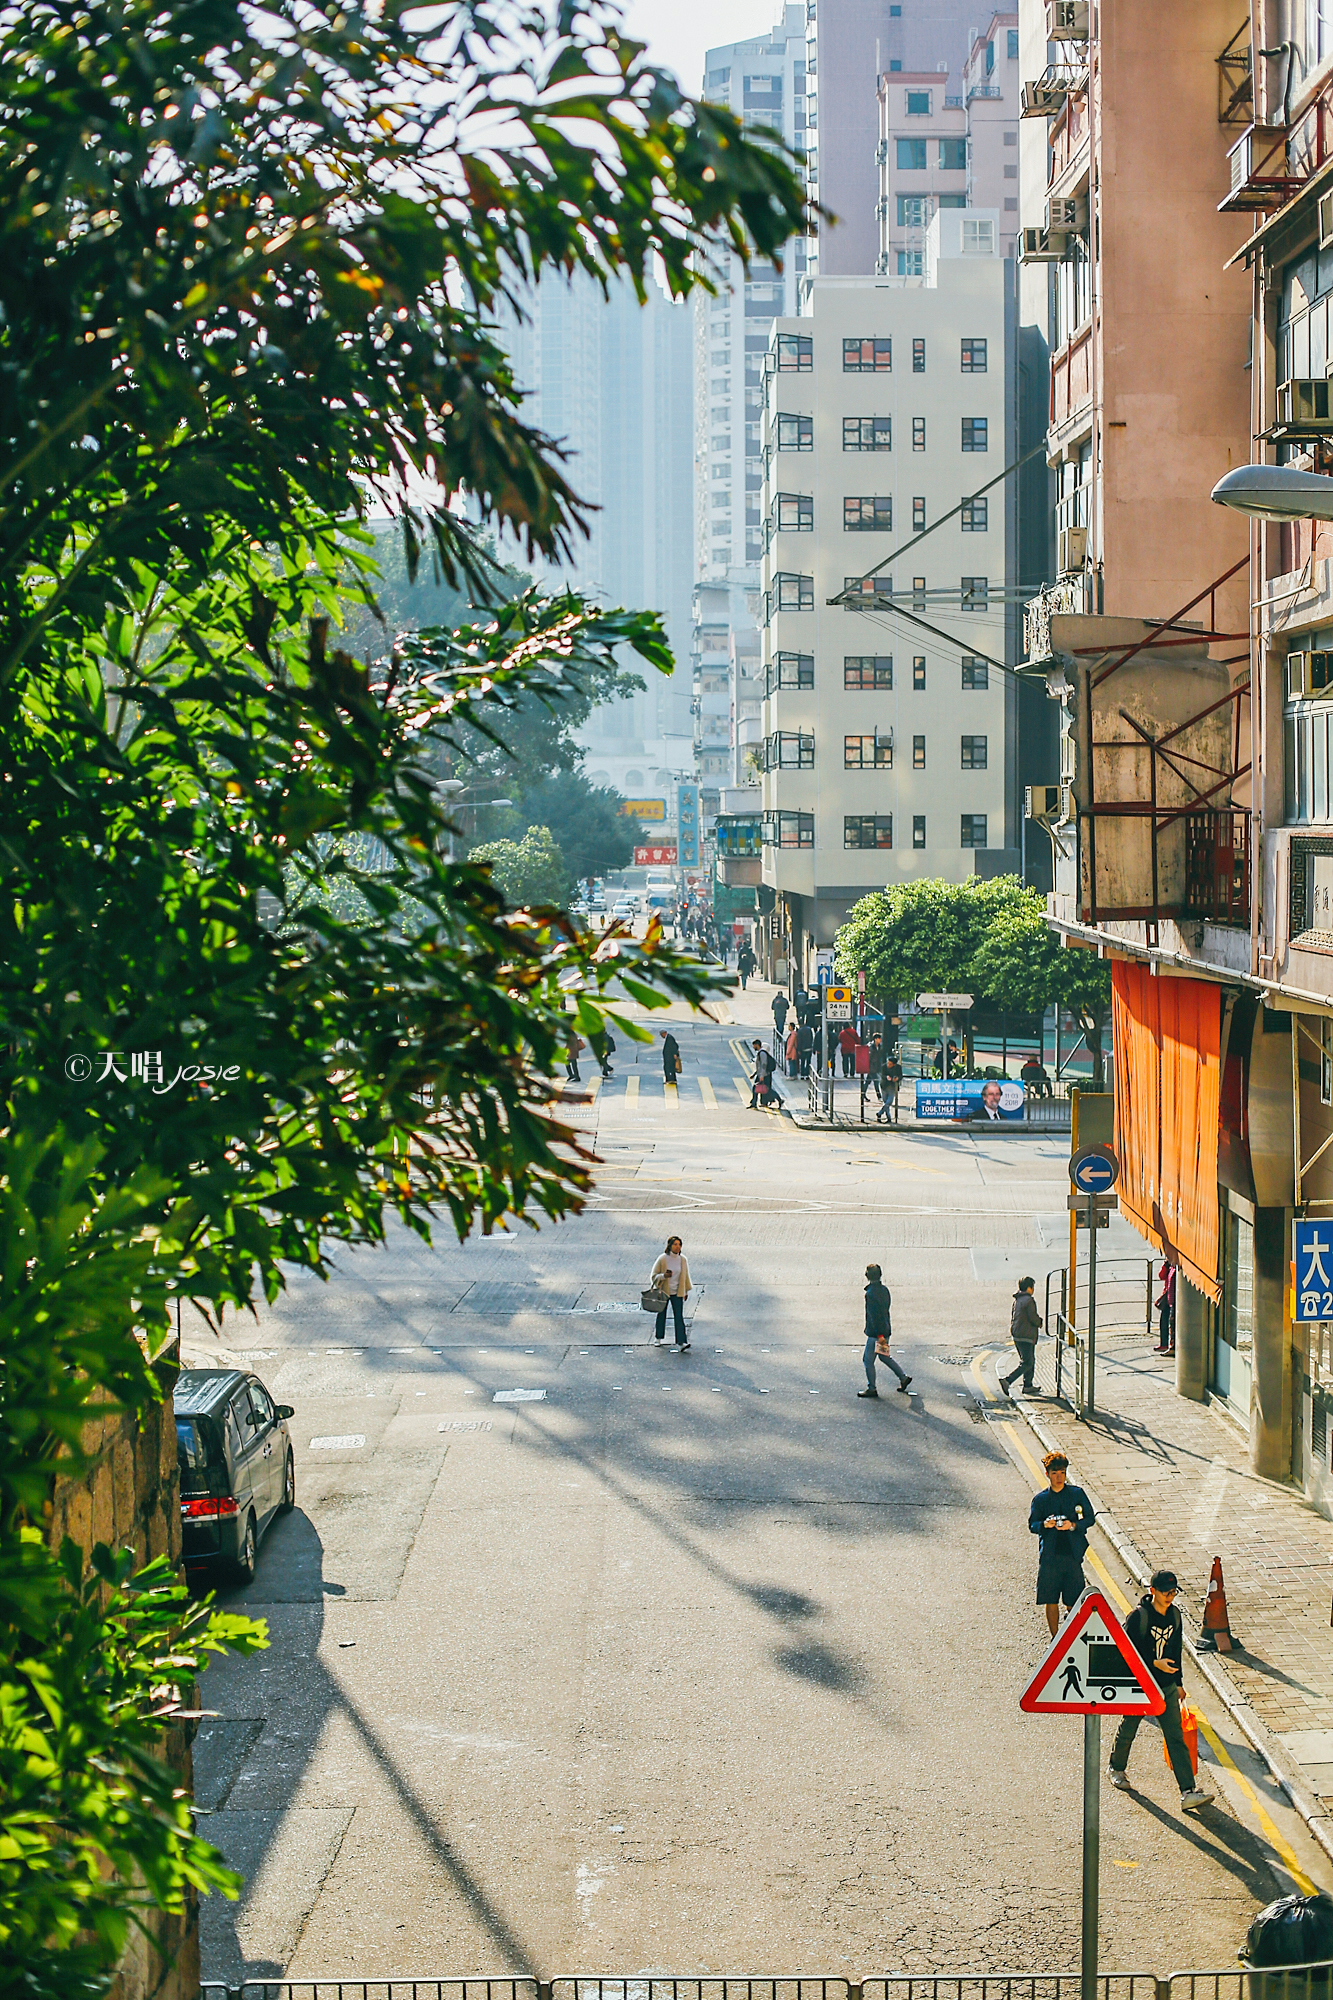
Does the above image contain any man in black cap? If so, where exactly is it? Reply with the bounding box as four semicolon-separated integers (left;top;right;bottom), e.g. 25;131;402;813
1028;1450;1094;1637
1109;1570;1211;1811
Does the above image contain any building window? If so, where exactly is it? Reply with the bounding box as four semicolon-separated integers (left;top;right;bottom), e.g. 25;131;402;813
960;497;988;531
776;413;814;450
913;495;925;531
897;251;924;278
962;417;988;452
896;138;927;171
771;572;815;613
769;651;814;692
843;337;892;372
776;333;813;371
845;814;894;848
1007;28;1019;57
764;730;815;770
844;574;894;601
961;813;988;848
763;810;814;848
962;217;995;256
906;89;931;115
939;137;967;172
889;58;902;71
961;575;989;612
961;656;988;690
843;415;892;450
913;656;926;689
913;814;926;849
844;655;894;689
961;338;988;372
773;492;814;532
844;495;893;531
911;575;925;609
938;192;967;209
913;734;926;769
912;417;926;450
897;195;930;228
912;338;925;372
845;734;893;769
961;735;988;769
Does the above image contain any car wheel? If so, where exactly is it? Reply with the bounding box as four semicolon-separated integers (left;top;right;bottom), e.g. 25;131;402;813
281;1451;295;1512
235;1514;257;1584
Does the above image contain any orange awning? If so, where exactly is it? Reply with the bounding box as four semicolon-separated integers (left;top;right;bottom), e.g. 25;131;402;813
1111;962;1222;1302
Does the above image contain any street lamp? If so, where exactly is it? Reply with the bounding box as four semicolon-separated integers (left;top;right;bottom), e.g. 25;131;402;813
1211;463;1333;521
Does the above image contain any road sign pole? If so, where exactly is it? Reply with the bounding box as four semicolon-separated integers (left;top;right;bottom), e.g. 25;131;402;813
942;1010;949;1083
1086;1189;1097;1417
1082;1711;1100;2000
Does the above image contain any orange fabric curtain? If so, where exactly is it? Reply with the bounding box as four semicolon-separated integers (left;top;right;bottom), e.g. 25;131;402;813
1111;962;1221;1302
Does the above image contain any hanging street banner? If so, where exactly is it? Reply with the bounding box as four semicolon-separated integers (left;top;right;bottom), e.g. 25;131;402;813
633;843;677;867
677;783;701;867
1020;1592;1164;1716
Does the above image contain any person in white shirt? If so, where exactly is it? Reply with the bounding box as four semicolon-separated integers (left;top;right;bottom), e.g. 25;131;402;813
649;1236;691;1350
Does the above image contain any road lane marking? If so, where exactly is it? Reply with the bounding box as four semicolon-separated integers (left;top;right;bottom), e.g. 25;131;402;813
625;1075;639;1109
663;1082;680;1111
973;1350;1318;1893
699;1076;717;1109
732;1078;751;1106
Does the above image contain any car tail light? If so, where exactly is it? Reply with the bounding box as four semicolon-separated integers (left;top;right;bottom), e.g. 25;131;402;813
181;1496;239;1520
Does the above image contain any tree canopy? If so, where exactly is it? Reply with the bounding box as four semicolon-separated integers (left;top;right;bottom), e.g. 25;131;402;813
470;824;571;907
0;1;807;1987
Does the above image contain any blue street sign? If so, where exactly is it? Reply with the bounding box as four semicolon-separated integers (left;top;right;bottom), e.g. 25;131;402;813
1295;1219;1333;1322
1070;1146;1119;1195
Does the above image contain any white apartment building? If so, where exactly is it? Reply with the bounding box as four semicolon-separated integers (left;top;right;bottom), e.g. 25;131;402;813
876;13;1020;279
759;212;1015;983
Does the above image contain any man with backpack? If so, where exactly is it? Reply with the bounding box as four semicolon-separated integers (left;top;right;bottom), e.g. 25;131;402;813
1109;1570;1211;1811
748;1038;779;1109
857;1263;911;1399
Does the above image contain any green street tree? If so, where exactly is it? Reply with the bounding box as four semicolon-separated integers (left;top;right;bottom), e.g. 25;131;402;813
0;1;807;1988
970;891;1112;1087
834;876;1032;1062
470;824;571;908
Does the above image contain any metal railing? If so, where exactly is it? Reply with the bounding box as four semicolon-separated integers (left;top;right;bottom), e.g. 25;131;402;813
198;1968;1333;2000
1040;1260;1158;1413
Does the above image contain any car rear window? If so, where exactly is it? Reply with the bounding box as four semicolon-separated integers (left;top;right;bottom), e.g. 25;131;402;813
176;1415;224;1478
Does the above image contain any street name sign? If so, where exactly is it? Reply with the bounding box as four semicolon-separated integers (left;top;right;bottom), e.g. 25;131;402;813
1019;1591;1164;1716
917;992;974;1010
1069;1145;1119;1195
1295;1219;1333;1322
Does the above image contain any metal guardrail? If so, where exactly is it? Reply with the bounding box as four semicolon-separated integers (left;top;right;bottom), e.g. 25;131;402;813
1038;1260;1159;1415
197;1969;1333;2000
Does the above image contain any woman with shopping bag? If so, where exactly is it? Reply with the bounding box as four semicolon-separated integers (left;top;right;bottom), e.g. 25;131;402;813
646;1235;691;1350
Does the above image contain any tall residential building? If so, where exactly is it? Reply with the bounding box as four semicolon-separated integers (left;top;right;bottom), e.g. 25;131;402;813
876;13;1021;278
758;213;1015;986
492;271;695;802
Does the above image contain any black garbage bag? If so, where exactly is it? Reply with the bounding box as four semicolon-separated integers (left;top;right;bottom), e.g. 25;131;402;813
1243;1892;1333;1974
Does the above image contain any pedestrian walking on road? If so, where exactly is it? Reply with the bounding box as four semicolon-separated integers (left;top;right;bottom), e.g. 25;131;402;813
565;1033;584;1084
838;1022;860;1078
857;1263;911;1399
1108;1570;1211;1811
1154;1260;1177;1355
590;1027;615;1079
749;1038;779;1109
772;991;790;1037
737;941;756;989
881;1047;903;1124
662;1029;682;1086
649;1235;691;1350
1029;1450;1094;1636
1000;1276;1042;1397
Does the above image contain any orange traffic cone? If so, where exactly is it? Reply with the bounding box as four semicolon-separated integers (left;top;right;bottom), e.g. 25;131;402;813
1198;1555;1237;1653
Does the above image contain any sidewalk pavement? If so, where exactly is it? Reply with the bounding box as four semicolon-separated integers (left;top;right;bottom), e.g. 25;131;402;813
1010;1328;1333;1854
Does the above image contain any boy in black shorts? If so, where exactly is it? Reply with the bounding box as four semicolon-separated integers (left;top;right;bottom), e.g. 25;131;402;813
1029;1450;1095;1637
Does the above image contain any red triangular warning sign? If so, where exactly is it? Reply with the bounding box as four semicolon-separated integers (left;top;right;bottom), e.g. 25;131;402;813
1020;1590;1165;1716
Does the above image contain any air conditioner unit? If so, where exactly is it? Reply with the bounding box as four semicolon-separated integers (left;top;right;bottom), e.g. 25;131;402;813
1046;0;1089;40
1046;194;1086;233
1021;75;1071;118
1321;191;1333;248
1278;378;1333;428
1060;732;1077;782
1019;226;1066;263
1025;784;1071;821
1058;524;1089;574
1286;650;1333;699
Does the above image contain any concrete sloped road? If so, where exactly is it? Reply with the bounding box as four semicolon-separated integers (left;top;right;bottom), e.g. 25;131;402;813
190;1006;1330;1983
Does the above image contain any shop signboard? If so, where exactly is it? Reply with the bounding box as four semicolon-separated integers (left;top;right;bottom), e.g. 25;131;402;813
633;843;677;867
620;798;666;821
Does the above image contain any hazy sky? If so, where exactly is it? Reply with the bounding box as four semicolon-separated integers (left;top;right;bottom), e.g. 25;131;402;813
617;0;782;93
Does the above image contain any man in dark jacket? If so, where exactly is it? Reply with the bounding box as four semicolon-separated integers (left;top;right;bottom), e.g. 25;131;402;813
796;1019;815;1077
857;1263;911;1399
1001;1276;1042;1396
1109;1570;1210;1810
772;991;789;1037
1029;1450;1094;1635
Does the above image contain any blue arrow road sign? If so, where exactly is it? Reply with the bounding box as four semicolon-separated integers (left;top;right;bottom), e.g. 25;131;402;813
1070;1148;1119;1195
1295;1219;1333;1322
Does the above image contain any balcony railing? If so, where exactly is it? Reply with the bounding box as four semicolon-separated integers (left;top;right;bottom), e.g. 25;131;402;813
1217;20;1252;127
1183;810;1251;925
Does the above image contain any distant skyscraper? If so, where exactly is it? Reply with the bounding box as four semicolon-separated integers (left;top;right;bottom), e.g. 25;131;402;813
491;272;695;798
